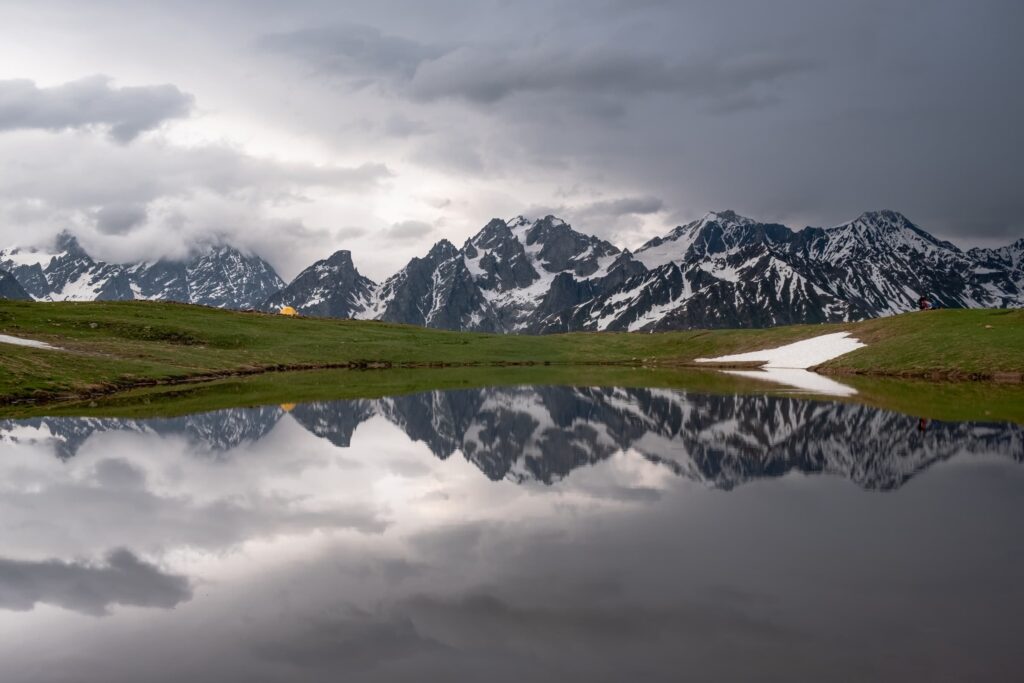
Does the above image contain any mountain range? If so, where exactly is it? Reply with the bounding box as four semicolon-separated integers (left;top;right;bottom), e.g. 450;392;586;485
3;386;1021;491
2;210;1022;332
0;232;283;309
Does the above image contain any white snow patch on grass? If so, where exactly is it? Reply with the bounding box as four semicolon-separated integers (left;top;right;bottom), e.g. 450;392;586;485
694;332;865;369
0;334;60;350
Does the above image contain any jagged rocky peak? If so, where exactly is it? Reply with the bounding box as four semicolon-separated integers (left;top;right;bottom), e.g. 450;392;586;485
274;246;359;275
1006;237;1024;263
826;210;958;255
426;237;459;261
455;213;644;333
463;218;538;292
635;210;766;268
127;258;190;301
53;230;89;254
46;231;95;273
321;248;357;269
846;209;917;231
686;210;793;259
525;214;622;277
466;218;514;251
375;238;501;332
264;248;377;318
184;243;285;309
702;209;757;230
969;237;1024;270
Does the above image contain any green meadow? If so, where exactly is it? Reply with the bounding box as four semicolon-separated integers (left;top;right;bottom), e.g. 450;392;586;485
0;301;1021;420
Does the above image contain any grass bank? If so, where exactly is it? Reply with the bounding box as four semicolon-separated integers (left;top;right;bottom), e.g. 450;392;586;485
0;301;1021;408
5;365;1023;426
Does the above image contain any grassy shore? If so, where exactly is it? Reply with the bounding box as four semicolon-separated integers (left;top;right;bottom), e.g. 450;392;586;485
0;301;1021;409
7;364;1022;425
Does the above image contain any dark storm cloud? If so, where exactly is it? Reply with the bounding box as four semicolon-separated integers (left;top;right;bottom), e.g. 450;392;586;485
0;76;194;142
408;48;812;106
0;549;191;616
94;203;148;235
260;21;811;110
259;23;444;81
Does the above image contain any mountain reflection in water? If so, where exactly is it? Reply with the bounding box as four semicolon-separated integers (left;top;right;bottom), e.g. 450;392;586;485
0;386;1022;682
4;386;1021;490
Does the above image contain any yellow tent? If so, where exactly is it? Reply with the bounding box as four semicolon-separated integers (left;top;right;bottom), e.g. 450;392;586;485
279;305;298;317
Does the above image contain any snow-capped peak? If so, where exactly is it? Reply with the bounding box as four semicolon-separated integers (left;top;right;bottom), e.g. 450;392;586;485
505;215;531;229
0;245;62;268
635;210;760;269
703;209;756;227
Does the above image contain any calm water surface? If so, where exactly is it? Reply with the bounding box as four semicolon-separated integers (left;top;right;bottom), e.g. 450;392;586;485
1;386;1022;682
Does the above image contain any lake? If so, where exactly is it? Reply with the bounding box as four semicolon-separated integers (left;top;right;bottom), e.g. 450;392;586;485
1;384;1022;682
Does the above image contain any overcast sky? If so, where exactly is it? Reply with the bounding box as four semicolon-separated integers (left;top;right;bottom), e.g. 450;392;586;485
0;0;1021;280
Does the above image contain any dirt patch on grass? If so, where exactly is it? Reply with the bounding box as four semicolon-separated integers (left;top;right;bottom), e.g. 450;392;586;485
818;366;1022;382
84;322;206;345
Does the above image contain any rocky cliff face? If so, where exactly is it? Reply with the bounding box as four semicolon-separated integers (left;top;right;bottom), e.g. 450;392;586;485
182;246;284;309
372;239;503;331
0;270;30;300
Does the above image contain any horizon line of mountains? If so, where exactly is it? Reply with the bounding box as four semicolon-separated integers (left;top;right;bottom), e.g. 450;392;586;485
2;209;1022;332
